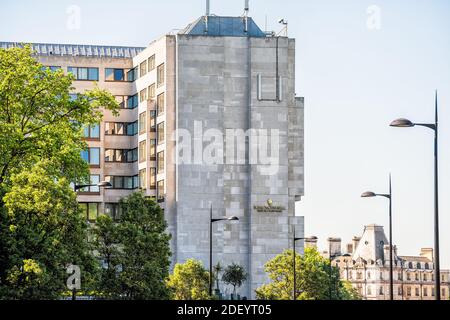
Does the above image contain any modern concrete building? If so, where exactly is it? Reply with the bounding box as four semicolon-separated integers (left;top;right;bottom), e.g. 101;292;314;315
317;225;450;300
0;9;305;298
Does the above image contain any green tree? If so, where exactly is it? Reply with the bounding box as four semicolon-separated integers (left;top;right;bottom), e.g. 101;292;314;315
0;45;118;299
213;262;223;293
255;247;360;300
0;163;99;299
92;215;122;299
222;263;247;297
167;259;211;300
93;192;171;300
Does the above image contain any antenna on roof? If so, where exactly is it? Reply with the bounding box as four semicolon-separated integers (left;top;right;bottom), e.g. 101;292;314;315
243;0;250;33
206;0;210;16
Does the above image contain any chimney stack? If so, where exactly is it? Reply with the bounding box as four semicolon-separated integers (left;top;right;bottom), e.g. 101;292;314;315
352;236;361;252
420;248;434;262
327;237;342;258
305;236;318;249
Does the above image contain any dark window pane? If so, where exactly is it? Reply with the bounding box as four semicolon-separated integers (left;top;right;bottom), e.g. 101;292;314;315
114;69;124;81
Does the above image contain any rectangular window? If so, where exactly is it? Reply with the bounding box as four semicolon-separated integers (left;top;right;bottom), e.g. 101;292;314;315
105;148;137;163
149;139;156;159
82;124;100;139
68;67;99;81
140;88;148;103
81;148;100;166
157;180;165;201
139;112;146;134
150;110;157;131
415;288;419;296
104;203;121;221
105;68;125;81
157;151;164;173
148;83;156;99
127;68;137;82
157;122;165;144
139;169;146;189
157;93;165;116
127;94;138;109
139;140;147;163
157;63;165;87
148;55;156;71
105;175;139;190
105;122;137;136
150;168;156;189
79;175;100;193
80;203;99;222
140;61;147;77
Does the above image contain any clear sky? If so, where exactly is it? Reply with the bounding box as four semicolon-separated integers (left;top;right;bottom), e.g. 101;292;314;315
1;0;450;267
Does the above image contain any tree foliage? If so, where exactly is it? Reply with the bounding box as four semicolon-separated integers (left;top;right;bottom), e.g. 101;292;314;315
93;192;172;300
167;259;211;300
222;263;247;296
255;248;361;300
0;45;118;299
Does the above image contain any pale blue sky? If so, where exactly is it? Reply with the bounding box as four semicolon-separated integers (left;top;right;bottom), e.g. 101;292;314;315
1;0;450;267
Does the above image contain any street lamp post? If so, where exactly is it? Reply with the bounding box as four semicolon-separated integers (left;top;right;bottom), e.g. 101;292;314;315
292;229;315;300
209;205;239;297
361;174;394;300
390;91;440;300
71;180;111;300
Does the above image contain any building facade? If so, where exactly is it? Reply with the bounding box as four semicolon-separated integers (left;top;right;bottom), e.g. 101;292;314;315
314;225;450;300
1;13;305;298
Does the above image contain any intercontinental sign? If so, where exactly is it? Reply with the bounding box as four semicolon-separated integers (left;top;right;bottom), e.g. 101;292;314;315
253;199;286;213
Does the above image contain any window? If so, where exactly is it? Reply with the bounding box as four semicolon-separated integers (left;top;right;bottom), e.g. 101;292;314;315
149;139;156;159
424;263;429;270
148;55;156;71
150;110;157;131
415;273;419;281
127;94;138;109
139;112;147;134
139;140;147;163
78;175;100;193
408;262;413;269
140;88;148;103
150;168;156;189
105;122;138;136
80;203;99;222
424;274;428;281
407;273;411;281
157;151;164;173
398;287;402;296
148;83;156;99
157;63;165;87
380;272;383;280
105;203;121;221
157;122;165;144
105;68;125;81
44;66;61;72
157;180;165;201
415;287;419;296
68;67;99;81
367;286;372;295
442;288;446;297
407;287;411;296
127;68;137;82
83;124;100;139
140;61;147;77
398;272;403;281
367;272;371;280
379;287;383;295
105;148;137;163
424;287;428;296
139;169;146;189
105;175;138;189
432;288;435;296
81;148;100;166
157;93;165;115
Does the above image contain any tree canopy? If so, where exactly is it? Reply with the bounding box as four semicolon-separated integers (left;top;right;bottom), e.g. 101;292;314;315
167;259;211;300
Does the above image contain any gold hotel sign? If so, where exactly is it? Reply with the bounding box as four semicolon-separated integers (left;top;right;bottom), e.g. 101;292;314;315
253;199;286;213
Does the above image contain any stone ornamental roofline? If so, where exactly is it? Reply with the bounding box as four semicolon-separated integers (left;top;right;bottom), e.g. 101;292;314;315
0;42;145;58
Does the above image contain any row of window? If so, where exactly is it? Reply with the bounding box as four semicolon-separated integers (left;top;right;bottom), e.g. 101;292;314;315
46;64;164;84
105;121;138;136
348;270;443;282
82;146;164;169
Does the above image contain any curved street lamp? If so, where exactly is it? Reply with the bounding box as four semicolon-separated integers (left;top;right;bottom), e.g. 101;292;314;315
209;205;239;297
361;174;394;300
390;91;440;300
